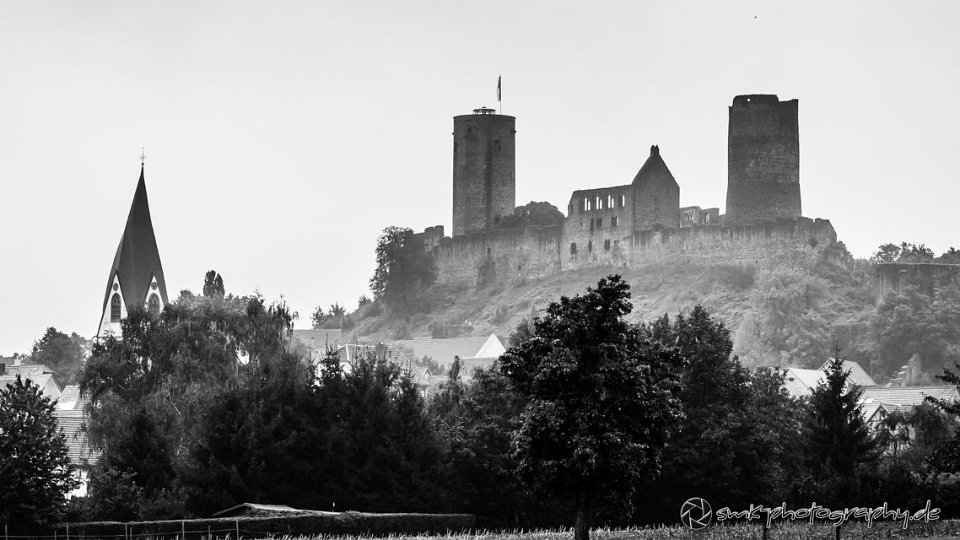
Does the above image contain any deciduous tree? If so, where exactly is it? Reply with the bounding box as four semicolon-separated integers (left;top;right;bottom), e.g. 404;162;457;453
500;275;684;540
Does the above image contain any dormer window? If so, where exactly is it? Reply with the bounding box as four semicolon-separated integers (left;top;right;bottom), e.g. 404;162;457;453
110;293;122;322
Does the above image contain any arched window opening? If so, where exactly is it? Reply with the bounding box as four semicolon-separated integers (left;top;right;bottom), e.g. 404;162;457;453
570;242;577;255
110;293;122;322
147;294;161;317
620;195;626;207
604;239;611;251
588;241;593;253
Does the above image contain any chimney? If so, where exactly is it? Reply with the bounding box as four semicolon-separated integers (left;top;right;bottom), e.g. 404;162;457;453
650;145;659;156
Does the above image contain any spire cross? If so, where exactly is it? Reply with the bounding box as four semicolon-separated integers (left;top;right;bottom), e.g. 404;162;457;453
140;147;146;166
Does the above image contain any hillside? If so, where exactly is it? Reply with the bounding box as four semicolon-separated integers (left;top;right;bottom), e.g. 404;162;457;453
347;256;884;377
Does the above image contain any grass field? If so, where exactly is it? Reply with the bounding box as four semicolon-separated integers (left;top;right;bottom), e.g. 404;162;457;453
247;519;960;540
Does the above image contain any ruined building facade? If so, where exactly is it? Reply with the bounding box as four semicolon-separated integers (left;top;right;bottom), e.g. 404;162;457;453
417;95;838;286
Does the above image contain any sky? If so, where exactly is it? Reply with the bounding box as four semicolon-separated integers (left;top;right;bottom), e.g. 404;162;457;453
1;1;959;355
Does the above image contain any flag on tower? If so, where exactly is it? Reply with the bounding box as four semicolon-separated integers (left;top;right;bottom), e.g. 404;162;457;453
497;76;501;102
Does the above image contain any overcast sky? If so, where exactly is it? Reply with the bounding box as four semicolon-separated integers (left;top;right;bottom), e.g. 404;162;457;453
2;1;959;355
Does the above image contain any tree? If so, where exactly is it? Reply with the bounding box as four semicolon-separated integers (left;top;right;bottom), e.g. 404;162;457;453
311;305;329;328
499;275;685;540
28;327;89;385
801;356;878;504
202;270;225;298
0;376;79;527
635;307;805;521
499;201;565;229
370;226;436;313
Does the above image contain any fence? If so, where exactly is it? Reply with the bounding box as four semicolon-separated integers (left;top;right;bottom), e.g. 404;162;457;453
3;511;477;540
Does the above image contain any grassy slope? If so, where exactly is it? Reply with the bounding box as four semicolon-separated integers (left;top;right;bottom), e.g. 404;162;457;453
349;258;878;373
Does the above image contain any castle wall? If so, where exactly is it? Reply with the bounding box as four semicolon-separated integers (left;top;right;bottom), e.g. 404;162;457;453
452;113;516;236
726;95;801;225
434;225;562;286
874;263;960;299
559;217;837;272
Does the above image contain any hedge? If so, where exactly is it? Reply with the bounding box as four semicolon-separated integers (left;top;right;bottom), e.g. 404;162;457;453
50;511;476;539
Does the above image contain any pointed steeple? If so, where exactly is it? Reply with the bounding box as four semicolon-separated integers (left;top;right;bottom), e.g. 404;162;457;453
97;165;168;337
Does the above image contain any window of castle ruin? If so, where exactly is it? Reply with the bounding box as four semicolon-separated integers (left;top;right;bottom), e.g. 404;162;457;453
570;242;577;255
588;241;593;253
595;195;601;210
604;239;611;251
607;195;614;208
595;218;603;229
612;216;619;227
620;195;626;207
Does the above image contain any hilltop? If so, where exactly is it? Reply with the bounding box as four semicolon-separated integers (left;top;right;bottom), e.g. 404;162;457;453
346;255;882;376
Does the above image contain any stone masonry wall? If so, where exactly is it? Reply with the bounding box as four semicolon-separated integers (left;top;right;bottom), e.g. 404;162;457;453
424;217;838;287
875;263;960;299
452;114;516;236
725;95;801;225
434;225;562;286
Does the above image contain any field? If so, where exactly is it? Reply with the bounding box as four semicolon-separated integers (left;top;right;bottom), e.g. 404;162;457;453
246;520;960;540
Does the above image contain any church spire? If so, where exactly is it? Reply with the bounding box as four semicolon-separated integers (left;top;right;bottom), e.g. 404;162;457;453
97;163;168;338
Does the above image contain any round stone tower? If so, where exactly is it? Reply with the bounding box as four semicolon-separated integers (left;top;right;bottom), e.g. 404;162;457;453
725;94;801;225
452;107;516;236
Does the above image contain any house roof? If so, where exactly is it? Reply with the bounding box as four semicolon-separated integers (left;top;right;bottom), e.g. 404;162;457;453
212;503;329;518
99;166;168;325
819;359;877;387
781;360;876;398
632;145;677;187
56;384;84;411
53;408;101;466
292;329;342;350
0;371;62;401
392;334;505;366
860;386;959;409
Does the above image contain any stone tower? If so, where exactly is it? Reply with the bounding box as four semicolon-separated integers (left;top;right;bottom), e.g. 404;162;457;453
97;164;168;338
452;107;516;236
725;94;801;225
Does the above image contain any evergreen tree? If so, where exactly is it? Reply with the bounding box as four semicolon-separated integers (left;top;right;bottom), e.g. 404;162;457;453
202;270;225;298
0;376;79;527
801;356;878;505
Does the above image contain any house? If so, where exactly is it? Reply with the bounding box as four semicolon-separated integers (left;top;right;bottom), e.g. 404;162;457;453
54;384;101;497
0;359;63;402
859;385;959;430
291;329;343;363
781;359;876;398
391;334;506;379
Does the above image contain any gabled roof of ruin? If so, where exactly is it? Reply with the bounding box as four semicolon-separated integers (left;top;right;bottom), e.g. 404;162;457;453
99;166;168;319
632;145;677;187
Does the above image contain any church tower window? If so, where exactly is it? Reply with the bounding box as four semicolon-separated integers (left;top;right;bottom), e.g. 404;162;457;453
110;294;122;322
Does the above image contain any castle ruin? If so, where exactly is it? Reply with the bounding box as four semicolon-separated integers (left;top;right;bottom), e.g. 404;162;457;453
416;95;839;286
